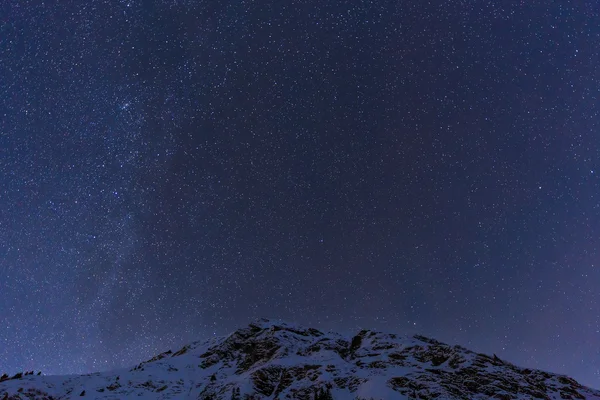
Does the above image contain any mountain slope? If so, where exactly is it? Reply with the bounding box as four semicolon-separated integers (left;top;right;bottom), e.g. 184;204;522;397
1;318;598;399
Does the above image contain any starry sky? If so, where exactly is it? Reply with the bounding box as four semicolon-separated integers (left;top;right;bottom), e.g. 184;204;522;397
1;0;599;388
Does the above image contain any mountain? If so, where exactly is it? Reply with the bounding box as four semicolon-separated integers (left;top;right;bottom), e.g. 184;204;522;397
1;318;598;399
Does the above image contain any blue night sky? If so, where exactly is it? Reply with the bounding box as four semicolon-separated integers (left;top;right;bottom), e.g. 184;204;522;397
1;0;599;389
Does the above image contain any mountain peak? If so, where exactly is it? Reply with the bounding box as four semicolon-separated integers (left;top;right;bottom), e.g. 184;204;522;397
244;318;325;337
1;320;598;399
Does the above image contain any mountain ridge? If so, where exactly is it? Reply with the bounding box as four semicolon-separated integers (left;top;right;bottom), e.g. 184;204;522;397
1;318;598;399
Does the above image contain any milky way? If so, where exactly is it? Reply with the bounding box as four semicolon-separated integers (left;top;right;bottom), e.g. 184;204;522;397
1;0;599;388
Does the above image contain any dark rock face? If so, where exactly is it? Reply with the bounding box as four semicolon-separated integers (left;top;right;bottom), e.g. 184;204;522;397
1;319;599;400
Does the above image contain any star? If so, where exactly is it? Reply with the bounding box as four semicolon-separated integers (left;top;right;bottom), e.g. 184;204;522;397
1;0;599;390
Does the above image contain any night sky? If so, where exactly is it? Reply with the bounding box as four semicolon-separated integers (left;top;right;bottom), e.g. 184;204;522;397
1;0;599;388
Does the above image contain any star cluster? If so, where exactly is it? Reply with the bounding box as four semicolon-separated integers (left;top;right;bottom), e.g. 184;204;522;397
1;0;599;388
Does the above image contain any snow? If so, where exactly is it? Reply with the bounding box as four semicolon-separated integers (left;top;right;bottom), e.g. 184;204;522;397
1;319;599;400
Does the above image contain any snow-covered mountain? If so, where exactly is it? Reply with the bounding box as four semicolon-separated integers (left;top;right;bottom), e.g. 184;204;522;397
1;318;598;399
